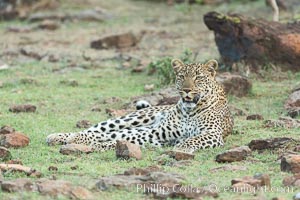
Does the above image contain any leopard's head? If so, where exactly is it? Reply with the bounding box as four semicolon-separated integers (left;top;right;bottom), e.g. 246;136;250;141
171;59;219;111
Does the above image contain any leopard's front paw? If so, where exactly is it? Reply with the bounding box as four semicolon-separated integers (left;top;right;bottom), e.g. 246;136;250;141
46;133;66;146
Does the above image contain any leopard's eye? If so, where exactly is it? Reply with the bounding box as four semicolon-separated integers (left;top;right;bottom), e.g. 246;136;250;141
195;75;206;80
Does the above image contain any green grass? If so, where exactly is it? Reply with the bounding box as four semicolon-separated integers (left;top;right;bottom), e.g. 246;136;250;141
0;57;299;200
1;0;300;199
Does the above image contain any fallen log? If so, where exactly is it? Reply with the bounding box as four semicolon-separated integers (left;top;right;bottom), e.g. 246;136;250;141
203;12;300;71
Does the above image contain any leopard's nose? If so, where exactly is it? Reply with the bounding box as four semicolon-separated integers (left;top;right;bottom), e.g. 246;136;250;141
183;88;192;93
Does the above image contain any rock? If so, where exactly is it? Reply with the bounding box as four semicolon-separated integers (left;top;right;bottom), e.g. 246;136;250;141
1;178;36;192
231;174;271;189
1;178;93;199
96;167;185;191
216;146;251;163
216;73;252;97
37;179;73;197
285;89;300;118
272;197;287;200
20;47;45;60
76;120;92;129
294;146;300;152
70;165;78;170
28;12;67;22
231;182;255;193
294;193;300;200
0;132;30;148
20;78;38;85
144;84;155;92
91;106;102;112
48;166;58;171
0;164;40;177
0;147;12;161
264;117;300;128
116;140;142;160
105;108;131;118
59;79;78;87
210;165;248;173
0;125;15;134
282;174;300;187
91;32;141;49
72;8;111;22
203;12;300;71
6;26;33;33
131;66;144;73
281;154;300;174
59;144;94;155
246;114;264;120
9;104;37;113
163;150;195;161
69;186;94;200
248;137;295;151
36;20;60;30
6;159;23;165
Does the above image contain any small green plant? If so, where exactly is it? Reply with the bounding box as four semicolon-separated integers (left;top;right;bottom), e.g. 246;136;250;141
148;49;194;85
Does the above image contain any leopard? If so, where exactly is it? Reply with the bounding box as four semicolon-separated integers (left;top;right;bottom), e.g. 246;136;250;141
46;59;233;153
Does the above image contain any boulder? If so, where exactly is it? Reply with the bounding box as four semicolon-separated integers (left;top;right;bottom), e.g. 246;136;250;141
204;12;300;71
246;114;264;120
116;140;142;160
216;146;251;163
285;89;300;118
281;154;300;174
9;104;37;113
1;178;36;192
163;150;195;161
0;132;30;148
0;125;15;135
248;137;295;151
0;147;12;161
76;120;92;129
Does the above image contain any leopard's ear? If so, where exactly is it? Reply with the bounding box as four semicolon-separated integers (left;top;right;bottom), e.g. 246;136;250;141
171;59;184;73
205;59;218;77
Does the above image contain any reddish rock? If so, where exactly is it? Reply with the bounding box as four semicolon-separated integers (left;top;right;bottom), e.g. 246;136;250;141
231;174;271;189
116;140;142;160
59;144;94;155
91;106;101;112
231;182;255;193
0;164;40;177
37;20;60;30
285;89;300;118
0;132;30;148
76;120;92;129
282;174;300;187
1;178;36;192
0;147;12;161
6;159;23;165
9;104;37;113
91;32;141;49
248;137;294;151
37;179;73;197
281;154;300;174
0;125;15;134
163;150;195;161
70;186;94;200
246;114;264;120
264;117;300;129
216;146;251;163
48;166;58;171
216;73;252;97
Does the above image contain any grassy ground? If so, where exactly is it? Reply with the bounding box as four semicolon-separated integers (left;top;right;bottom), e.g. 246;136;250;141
0;0;300;199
